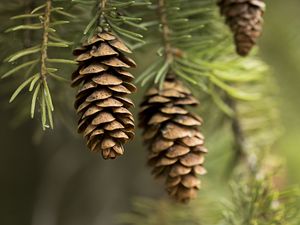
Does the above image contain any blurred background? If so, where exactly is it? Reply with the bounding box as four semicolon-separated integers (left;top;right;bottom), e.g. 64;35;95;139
0;1;299;225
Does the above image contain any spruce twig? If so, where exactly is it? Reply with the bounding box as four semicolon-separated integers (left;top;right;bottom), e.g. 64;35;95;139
1;0;73;129
40;0;52;80
226;96;246;174
158;0;174;64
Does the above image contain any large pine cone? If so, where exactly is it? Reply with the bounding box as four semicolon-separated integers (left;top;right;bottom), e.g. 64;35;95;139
139;78;207;203
72;32;136;159
218;0;266;56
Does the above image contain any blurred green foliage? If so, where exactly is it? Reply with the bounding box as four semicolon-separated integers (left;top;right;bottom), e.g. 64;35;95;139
260;0;300;185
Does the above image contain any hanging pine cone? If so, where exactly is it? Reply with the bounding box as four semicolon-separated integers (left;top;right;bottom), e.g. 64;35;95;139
139;77;207;203
72;32;136;159
218;0;266;56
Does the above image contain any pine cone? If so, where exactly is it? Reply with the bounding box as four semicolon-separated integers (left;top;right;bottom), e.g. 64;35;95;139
139;77;207;203
72;32;136;159
218;0;266;56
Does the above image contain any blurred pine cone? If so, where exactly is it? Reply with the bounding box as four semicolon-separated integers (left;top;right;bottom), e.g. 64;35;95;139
139;77;207;203
72;32;136;159
218;0;266;56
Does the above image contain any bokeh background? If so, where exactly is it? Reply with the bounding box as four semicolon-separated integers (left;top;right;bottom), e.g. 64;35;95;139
0;1;299;225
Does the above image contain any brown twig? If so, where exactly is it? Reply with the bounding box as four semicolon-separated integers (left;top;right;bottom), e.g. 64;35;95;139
97;0;108;29
40;0;52;80
100;0;107;10
226;96;247;174
158;0;174;63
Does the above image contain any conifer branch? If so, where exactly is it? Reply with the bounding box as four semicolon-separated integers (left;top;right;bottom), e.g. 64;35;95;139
226;96;246;172
40;0;51;80
221;67;282;173
1;0;73;130
100;0;107;9
76;0;147;43
136;0;214;87
157;0;174;64
97;0;107;29
223;170;300;225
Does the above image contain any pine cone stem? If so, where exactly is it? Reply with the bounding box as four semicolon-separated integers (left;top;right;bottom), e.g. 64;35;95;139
158;0;174;63
100;0;107;9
